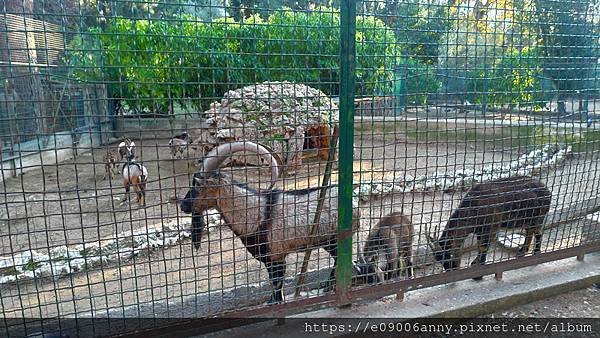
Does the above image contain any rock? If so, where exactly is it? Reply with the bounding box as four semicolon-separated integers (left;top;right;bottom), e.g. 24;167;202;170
194;81;339;172
498;234;526;249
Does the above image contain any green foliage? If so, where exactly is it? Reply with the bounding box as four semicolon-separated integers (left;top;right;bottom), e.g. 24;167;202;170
66;7;396;114
393;1;450;65
466;48;548;109
67;27;105;81
534;0;598;94
395;59;441;105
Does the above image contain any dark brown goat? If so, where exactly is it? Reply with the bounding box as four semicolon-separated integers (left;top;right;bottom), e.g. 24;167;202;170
428;176;552;279
362;211;414;280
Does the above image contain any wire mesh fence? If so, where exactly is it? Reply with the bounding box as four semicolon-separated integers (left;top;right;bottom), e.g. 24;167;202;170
0;0;599;336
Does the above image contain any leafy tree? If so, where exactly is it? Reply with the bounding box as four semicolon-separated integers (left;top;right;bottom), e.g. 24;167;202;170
67;7;397;114
466;47;549;109
534;0;598;115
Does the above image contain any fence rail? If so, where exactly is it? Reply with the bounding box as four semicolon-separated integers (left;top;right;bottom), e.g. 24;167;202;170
1;0;599;337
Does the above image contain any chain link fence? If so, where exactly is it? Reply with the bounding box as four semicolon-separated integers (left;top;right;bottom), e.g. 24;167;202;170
1;0;599;336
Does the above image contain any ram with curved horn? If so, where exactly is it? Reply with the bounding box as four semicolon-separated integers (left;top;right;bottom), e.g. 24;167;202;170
180;141;361;304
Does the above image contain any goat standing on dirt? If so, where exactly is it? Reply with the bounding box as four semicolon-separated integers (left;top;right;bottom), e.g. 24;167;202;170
428;176;552;279
169;132;191;159
179;141;361;304
361;211;414;281
102;149;120;181
118;149;148;207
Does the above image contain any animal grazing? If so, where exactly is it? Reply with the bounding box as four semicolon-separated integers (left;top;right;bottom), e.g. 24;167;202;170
352;258;385;286
179;141;361;304
169;132;191;159
102;149;120;181
119;159;148;207
118;138;136;161
361;211;414;281
427;176;552;279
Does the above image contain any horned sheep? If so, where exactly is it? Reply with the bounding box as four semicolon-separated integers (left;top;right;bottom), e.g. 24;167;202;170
179;141;361;304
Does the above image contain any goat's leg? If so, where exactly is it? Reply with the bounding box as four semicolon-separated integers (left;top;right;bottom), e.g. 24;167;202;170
119;180;130;206
385;261;398;280
139;182;146;207
102;165;109;181
265;260;286;304
533;232;543;254
471;232;492;280
111;166;119;179
133;185;142;206
403;253;414;278
322;238;338;292
518;229;536;257
385;245;400;280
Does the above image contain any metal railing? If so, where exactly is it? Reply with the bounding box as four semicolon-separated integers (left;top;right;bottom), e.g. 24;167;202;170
0;1;599;337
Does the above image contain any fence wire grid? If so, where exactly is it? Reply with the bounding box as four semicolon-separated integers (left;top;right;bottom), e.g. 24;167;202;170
1;0;600;337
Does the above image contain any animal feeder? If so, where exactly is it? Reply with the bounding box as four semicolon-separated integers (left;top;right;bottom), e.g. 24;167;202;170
192;81;339;174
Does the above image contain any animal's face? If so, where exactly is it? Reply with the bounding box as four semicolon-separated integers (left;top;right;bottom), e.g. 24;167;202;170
428;235;461;272
352;258;384;285
363;236;384;262
118;140;135;160
180;173;223;251
180;174;221;214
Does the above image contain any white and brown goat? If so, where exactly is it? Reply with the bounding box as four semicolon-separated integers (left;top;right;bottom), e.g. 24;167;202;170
360;211;414;281
119;159;148;207
118;138;136;161
427;176;552;279
179;141;361;304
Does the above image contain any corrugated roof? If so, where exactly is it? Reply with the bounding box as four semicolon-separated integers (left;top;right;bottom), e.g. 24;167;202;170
2;13;64;66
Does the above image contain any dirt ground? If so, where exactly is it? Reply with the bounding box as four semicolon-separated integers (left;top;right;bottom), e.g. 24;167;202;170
0;124;599;319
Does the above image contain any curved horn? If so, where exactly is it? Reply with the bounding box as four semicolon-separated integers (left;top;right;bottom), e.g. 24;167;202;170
200;141;279;183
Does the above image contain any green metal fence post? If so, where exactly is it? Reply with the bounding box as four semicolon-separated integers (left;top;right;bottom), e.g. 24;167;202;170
337;0;356;308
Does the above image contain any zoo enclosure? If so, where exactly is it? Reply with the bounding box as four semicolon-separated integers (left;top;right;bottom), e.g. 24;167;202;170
1;0;600;336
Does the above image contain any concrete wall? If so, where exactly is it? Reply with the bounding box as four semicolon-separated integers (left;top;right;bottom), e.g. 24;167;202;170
0;122;108;183
113;117;206;140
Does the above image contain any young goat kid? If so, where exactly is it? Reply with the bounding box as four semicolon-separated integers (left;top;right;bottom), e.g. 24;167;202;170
179;141;361;304
361;211;414;281
428;176;552;279
102;149;120;181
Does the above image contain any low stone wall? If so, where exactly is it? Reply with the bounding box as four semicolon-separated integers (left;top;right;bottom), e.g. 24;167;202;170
0;123;108;183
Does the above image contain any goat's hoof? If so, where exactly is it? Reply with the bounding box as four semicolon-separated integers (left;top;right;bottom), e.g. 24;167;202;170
321;281;335;292
472;276;484;281
267;295;284;305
